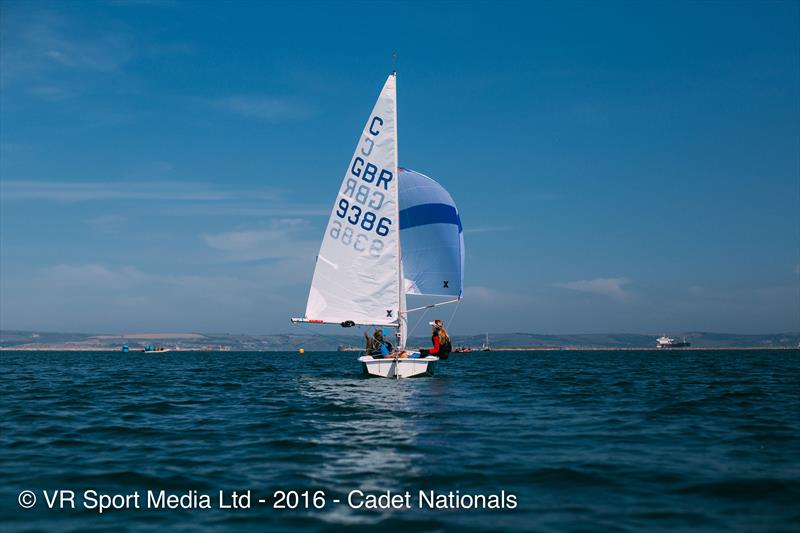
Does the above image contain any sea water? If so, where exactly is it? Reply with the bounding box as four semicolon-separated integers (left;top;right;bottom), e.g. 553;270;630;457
0;350;798;532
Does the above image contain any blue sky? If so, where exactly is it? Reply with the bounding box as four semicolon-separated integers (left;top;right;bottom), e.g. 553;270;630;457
1;0;798;335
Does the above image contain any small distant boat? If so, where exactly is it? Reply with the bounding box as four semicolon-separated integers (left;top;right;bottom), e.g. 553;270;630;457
656;336;690;348
453;346;473;353
143;344;171;353
482;333;491;351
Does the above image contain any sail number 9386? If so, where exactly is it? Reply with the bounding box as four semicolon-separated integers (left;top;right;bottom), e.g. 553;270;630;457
335;198;391;236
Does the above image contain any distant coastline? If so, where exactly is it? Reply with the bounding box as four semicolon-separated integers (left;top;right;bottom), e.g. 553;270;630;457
1;346;796;352
1;330;797;352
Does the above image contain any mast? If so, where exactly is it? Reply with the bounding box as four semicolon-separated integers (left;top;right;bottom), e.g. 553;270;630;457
392;69;406;350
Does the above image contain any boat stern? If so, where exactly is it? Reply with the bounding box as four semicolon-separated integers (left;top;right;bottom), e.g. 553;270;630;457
358;354;438;378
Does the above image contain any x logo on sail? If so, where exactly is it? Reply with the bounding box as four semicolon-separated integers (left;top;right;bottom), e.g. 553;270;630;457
386;310;393;317
443;281;449;288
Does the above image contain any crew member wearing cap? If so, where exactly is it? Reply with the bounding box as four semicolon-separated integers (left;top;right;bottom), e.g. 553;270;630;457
419;319;452;360
364;329;393;357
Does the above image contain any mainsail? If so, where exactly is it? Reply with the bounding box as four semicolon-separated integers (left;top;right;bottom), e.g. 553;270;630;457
399;168;464;298
304;74;400;326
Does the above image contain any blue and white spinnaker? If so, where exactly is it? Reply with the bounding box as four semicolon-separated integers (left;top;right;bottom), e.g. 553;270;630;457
399;168;464;298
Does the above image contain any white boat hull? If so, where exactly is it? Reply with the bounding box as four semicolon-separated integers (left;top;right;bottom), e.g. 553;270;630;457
358;354;438;378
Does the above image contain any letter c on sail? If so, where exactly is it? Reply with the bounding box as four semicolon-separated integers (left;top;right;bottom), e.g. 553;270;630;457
369;116;383;136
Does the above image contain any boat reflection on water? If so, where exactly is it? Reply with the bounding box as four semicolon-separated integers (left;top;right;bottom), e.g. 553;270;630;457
293;373;462;524
298;377;420;483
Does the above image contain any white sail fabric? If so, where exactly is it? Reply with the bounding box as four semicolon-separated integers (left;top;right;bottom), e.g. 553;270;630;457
305;74;400;325
399;168;464;297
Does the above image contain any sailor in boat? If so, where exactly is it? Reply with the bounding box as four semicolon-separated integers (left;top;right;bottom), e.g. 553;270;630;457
419;319;452;360
364;329;393;358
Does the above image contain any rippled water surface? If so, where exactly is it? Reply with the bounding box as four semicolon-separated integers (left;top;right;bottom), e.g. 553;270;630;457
1;350;799;532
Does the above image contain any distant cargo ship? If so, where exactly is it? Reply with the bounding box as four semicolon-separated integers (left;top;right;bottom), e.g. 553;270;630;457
656;336;691;348
337;345;362;352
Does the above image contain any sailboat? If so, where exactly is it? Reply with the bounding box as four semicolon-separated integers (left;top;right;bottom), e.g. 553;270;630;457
482;333;491;351
291;71;464;378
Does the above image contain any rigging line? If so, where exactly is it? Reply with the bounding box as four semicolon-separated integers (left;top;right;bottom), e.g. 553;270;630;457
406;298;460;313
407;305;431;341
445;298;461;332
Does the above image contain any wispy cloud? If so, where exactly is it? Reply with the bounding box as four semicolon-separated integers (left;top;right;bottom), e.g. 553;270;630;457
212;96;313;122
84;214;128;234
553;277;632;301
464;225;524;235
465;286;532;306
1;180;241;202
3;179;317;221
1;10;131;94
163;274;256;290
1;8;190;100
40;264;150;290
203;219;317;262
37;263;261;292
158;204;329;218
40;34;129;72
